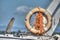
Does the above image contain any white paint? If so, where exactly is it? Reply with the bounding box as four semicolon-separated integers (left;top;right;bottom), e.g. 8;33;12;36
47;0;59;15
45;0;60;36
29;11;32;14
46;7;60;36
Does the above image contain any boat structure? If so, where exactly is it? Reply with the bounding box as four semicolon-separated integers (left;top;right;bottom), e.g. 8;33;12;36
0;0;60;40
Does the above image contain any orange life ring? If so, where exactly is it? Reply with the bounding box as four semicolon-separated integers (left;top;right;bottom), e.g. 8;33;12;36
25;8;52;35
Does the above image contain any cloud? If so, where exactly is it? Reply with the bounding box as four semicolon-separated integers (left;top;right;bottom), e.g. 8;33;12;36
15;5;32;16
16;6;31;13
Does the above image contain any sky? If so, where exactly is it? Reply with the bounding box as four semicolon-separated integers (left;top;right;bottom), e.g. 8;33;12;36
0;0;60;33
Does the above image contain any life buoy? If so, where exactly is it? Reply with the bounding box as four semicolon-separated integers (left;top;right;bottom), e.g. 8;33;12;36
25;8;52;35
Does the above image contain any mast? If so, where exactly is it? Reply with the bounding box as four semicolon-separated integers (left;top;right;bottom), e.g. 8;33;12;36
6;17;15;33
